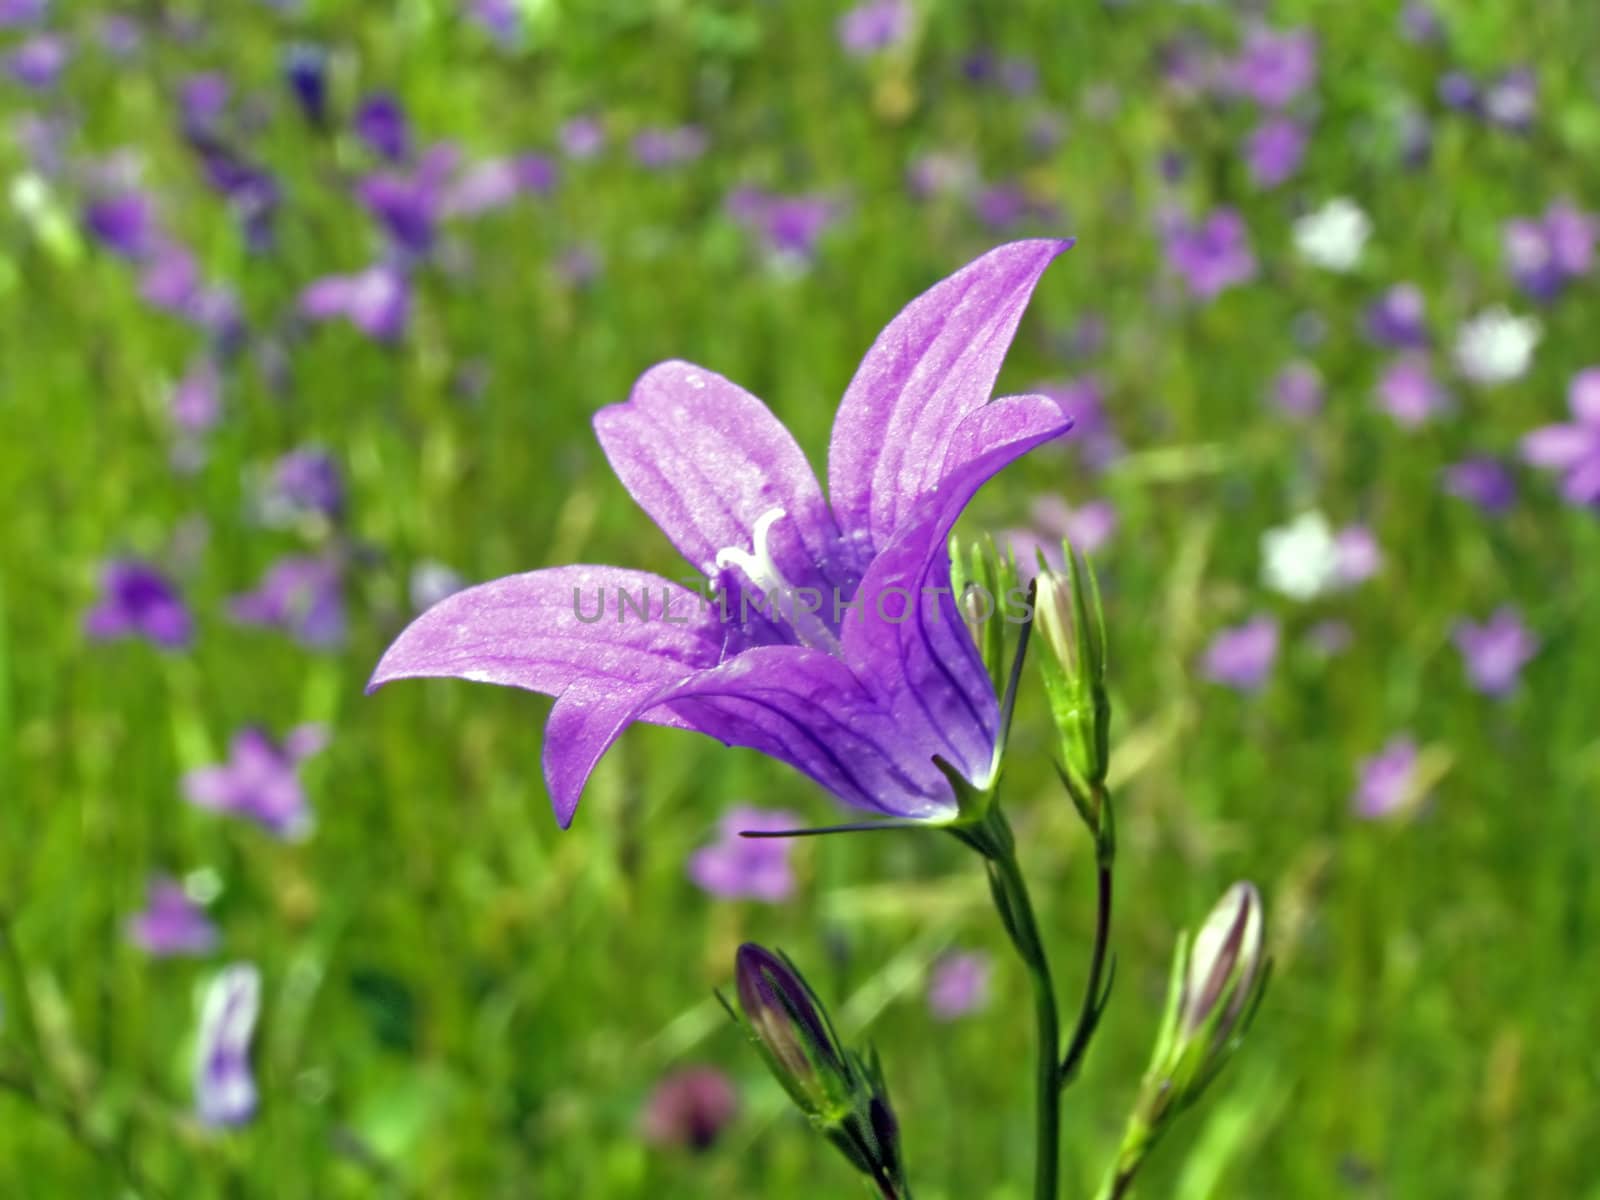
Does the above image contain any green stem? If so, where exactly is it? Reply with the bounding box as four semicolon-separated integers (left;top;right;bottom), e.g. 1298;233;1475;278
974;815;1061;1200
1059;857;1113;1086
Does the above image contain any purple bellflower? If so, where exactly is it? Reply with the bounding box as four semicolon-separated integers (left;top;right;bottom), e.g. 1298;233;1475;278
1200;616;1279;693
127;875;218;957
229;554;346;648
689;805;804;902
194;963;261;1127
370;241;1075;827
837;0;911;58
1227;26;1316;109
640;1066;739;1151
85;559;192;649
1352;736;1421;820
1162;209;1256;300
8;33;68;90
1453;608;1537;697
353;93;409;162
1365;283;1430;349
299;264;410;342
1244;116;1306;189
267;447;344;523
1503;202;1595;302
1521;367;1600;507
183;725;327;840
1270;362;1323;420
1442;456;1516;514
927;951;992;1021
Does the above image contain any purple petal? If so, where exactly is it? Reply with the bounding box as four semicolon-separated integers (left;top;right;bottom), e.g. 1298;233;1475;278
1521;424;1596;469
840;394;1071;787
370;564;720;696
647;647;955;820
827;239;1071;556
594;361;852;593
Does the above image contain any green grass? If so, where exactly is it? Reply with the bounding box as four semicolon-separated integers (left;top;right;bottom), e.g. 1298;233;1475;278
2;1;1599;1196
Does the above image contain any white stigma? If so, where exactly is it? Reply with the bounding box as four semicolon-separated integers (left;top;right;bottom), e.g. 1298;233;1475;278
713;506;842;654
715;507;788;593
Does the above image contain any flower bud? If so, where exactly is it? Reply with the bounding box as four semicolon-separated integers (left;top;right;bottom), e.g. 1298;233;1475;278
729;944;909;1197
1179;882;1265;1046
949;535;1018;700
1033;548;1111;813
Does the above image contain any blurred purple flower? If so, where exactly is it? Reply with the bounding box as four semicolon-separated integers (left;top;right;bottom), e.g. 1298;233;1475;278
1376;354;1450;428
1306;618;1352;657
1521;367;1600;507
1228;27;1316;109
283;44;328;127
127;876;217;957
1482;67;1536;132
230;556;346;648
194;963;260;1127
727;187;840;262
0;0;46;26
178;73;229;134
1201;617;1279;693
171;356;222;434
1271;361;1323;420
927;951;992;1021
469;0;520;42
972;182;1032;232
1399;1;1444;44
184;725;327;839
8;33;67;89
1437;70;1477;113
1442;456;1516;515
1364;283;1430;349
1037;377;1120;468
640;1066;738;1152
85;559;192;649
1353;736;1420;819
97;14;142;57
1503;202;1595;301
84;192;157;259
1245;116;1306;189
1333;524;1382;587
631;125;706;170
1008;495;1117;572
269;447;344;522
559;115;605;160
557;242;602;287
837;0;910;57
353;93;409;162
1453;608;1536;697
357;171;440;256
300;264;410;342
688;806;802;902
1163;209;1256;299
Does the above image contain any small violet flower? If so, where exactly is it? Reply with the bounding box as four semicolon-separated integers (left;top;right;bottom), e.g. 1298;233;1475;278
1228;26;1317;109
127;876;218;957
183;725;327;840
85;559;192;649
194;963;261;1127
1376;354;1451;428
688;806;803;902
837;0;911;58
640;1066;739;1152
1352;737;1421;819
266;446;344;523
1271;361;1323;420
299;264;410;342
1244;116;1306;189
353;93;409;162
1442;456;1517;515
726;186;841;264
1163;209;1256;299
1200;617;1279;693
1364;283;1430;349
927;951;992;1021
1520;367;1600;507
371;241;1075;826
1453;608;1537;697
1503;202;1595;302
229;555;346;648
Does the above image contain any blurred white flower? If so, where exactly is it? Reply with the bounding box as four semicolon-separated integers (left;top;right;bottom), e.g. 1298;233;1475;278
1294;198;1371;272
1454;307;1541;385
1261;511;1341;600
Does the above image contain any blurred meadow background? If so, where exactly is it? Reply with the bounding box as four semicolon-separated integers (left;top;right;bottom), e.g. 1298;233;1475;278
3;0;1600;1196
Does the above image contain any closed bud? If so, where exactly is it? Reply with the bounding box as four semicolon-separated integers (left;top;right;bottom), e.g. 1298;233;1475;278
729;944;910;1197
1034;548;1111;818
1179;882;1265;1046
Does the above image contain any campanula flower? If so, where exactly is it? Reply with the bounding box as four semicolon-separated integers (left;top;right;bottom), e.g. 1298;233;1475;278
837;0;911;57
229;554;346;648
1454;608;1537;697
183;725;327;840
1227;26;1316;109
1244;117;1306;189
1442;457;1517;514
640;1066;739;1151
1504;202;1595;301
194;963;260;1127
1271;362;1323;420
1200;617;1279;693
1375;354;1450;427
85;559;192;649
1364;283;1430;349
299;264;410;342
127;876;218;957
1352;736;1421;819
1521;367;1600;506
371;241;1074;826
689;806;803;902
1162;209;1256;299
353;93;409;162
927;951;992;1021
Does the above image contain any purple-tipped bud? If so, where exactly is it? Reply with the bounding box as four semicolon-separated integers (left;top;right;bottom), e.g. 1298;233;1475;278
730;944;908;1195
1179;882;1265;1044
